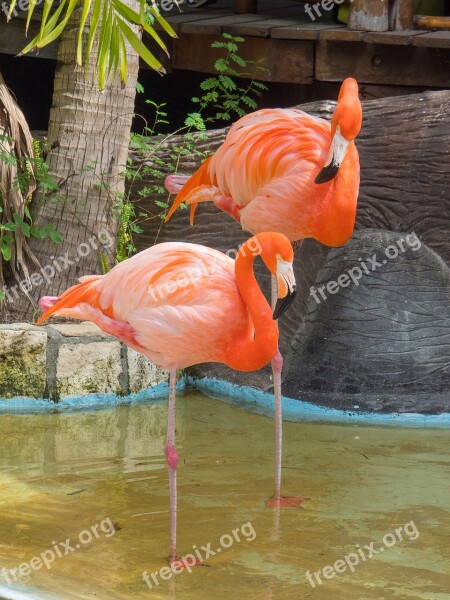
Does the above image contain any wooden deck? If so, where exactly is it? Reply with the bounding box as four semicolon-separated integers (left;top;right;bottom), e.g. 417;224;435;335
1;0;449;87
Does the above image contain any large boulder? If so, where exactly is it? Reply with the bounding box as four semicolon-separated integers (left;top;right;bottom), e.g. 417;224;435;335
283;230;450;413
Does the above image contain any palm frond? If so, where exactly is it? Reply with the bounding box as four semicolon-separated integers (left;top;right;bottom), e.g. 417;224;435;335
12;0;177;90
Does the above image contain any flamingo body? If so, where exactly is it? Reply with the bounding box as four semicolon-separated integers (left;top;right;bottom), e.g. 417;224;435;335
38;241;275;371
165;79;362;248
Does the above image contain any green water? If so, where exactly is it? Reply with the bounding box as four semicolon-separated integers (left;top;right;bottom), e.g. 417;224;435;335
0;393;448;599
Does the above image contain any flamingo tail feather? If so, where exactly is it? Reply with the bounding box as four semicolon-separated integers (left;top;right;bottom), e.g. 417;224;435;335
36;276;103;325
165;156;214;224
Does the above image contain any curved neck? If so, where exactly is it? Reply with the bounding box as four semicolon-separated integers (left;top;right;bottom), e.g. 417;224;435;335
321;141;359;247
226;241;278;371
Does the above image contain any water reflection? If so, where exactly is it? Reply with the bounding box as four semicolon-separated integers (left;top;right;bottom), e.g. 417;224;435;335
0;394;448;600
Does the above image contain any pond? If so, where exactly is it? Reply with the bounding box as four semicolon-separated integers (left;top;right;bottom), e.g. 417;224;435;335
0;392;448;599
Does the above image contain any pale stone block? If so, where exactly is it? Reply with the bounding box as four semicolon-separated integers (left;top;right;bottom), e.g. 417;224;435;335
0;325;47;398
127;348;168;394
56;341;123;398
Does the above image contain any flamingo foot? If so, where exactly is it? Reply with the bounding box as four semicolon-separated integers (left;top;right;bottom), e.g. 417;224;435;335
265;496;309;508
213;194;241;223
169;556;203;569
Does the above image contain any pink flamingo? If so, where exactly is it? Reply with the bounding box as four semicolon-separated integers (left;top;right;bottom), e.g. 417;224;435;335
37;232;297;564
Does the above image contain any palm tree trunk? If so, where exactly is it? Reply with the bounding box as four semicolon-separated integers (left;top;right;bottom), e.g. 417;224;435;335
14;2;141;320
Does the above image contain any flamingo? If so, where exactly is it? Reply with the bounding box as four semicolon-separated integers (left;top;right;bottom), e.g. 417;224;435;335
165;77;362;244
164;77;362;511
37;232;297;564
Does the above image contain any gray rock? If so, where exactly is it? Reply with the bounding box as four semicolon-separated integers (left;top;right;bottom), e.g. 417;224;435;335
283;230;450;413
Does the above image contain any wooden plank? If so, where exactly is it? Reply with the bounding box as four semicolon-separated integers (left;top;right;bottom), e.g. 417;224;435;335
271;22;343;40
412;31;450;49
179;13;267;34
0;21;57;59
316;40;450;87
171;33;314;83
320;29;364;42
225;17;306;37
165;10;231;31
363;30;422;45
261;5;315;17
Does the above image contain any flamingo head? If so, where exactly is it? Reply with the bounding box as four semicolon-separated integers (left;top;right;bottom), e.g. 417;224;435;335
315;77;362;185
254;232;297;320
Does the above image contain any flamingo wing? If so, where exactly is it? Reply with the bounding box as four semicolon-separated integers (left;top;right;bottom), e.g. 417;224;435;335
39;243;252;370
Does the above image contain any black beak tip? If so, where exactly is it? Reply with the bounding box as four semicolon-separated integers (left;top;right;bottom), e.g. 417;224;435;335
273;289;297;320
315;162;340;185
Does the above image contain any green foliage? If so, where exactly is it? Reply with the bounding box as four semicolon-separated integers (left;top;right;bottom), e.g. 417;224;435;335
0;138;62;300
113;33;268;261
8;0;177;90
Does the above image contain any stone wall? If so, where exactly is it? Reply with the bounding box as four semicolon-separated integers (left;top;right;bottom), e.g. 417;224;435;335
0;322;168;401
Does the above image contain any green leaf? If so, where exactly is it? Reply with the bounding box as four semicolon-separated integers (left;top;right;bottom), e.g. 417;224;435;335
85;0;103;74
253;81;268;90
25;0;38;34
241;95;258;109
2;223;17;232
96;0;113;89
21;222;31;237
77;0;93;65
113;0;170;56
36;0;79;48
230;53;246;67
147;5;177;39
117;18;165;74
214;58;228;73
38;0;56;43
136;81;145;94
49;230;63;243
19;0;66;56
30;226;46;239
219;75;236;91
200;77;218;91
1;242;12;262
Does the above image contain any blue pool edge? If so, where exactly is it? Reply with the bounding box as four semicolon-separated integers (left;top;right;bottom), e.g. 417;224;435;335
0;376;449;428
189;377;450;429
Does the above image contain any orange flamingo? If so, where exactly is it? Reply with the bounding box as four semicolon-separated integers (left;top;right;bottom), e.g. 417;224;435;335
165;77;362;247
37;232;297;564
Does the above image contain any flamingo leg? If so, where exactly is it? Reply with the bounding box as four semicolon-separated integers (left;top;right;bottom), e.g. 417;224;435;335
165;370;202;570
166;367;179;563
266;276;307;509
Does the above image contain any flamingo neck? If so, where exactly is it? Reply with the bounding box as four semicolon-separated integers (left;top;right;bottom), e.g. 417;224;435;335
323;141;359;246
226;241;278;371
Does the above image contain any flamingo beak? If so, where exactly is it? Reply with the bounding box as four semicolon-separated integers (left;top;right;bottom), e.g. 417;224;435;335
164;174;189;194
315;127;350;185
273;260;296;320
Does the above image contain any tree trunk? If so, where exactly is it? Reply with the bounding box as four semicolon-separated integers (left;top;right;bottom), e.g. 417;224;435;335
14;2;140;320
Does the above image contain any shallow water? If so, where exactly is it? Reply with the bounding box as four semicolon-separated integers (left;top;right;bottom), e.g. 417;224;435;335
0;392;448;600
